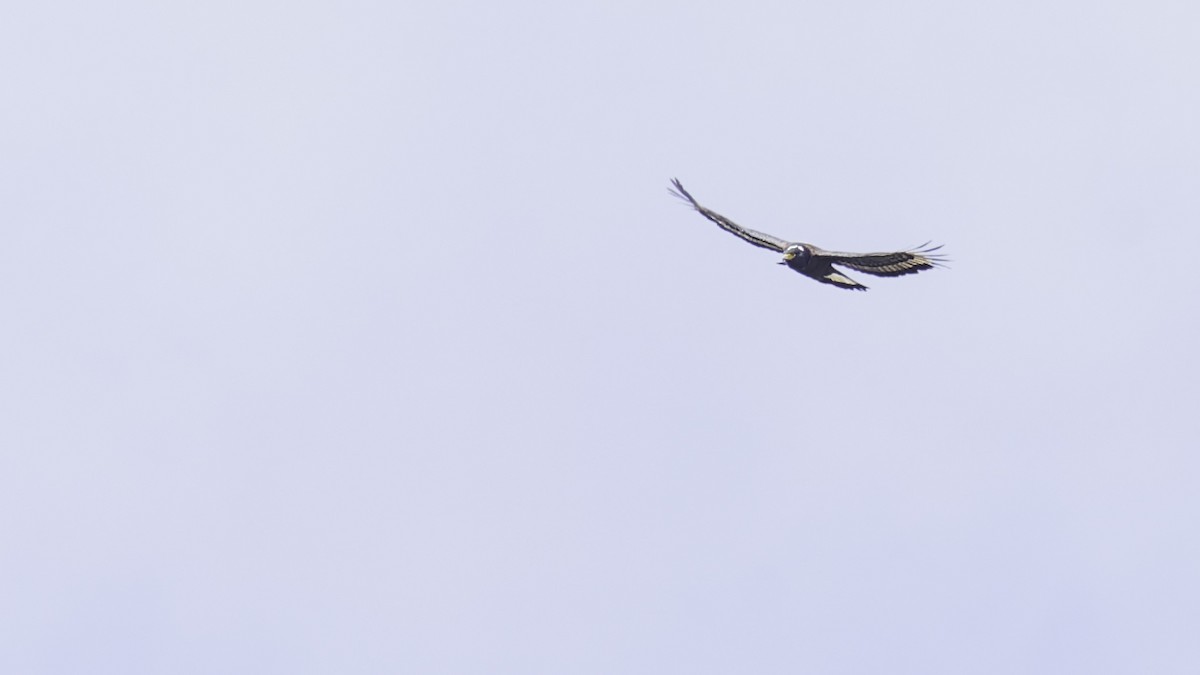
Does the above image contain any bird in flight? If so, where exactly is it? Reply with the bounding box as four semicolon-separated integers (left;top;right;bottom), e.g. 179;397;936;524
669;178;947;291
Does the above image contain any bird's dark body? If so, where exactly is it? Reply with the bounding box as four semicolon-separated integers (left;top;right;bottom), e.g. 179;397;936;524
668;178;946;291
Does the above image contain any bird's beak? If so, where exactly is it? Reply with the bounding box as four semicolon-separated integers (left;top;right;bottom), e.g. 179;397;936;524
776;261;786;265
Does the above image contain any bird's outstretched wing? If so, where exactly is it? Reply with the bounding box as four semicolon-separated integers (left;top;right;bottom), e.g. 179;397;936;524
668;178;789;253
815;243;948;278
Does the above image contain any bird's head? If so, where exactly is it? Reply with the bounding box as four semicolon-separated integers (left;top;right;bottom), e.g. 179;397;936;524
779;244;810;268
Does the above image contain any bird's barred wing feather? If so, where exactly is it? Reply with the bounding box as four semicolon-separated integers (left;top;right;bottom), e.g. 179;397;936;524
815;243;948;278
668;178;789;253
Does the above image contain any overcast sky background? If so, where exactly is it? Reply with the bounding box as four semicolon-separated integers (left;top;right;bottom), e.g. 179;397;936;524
3;1;1199;673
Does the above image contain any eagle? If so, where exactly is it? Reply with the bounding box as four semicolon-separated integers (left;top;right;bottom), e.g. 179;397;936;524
669;178;946;291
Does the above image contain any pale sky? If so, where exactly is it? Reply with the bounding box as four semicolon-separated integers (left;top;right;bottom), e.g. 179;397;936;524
3;1;1199;673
